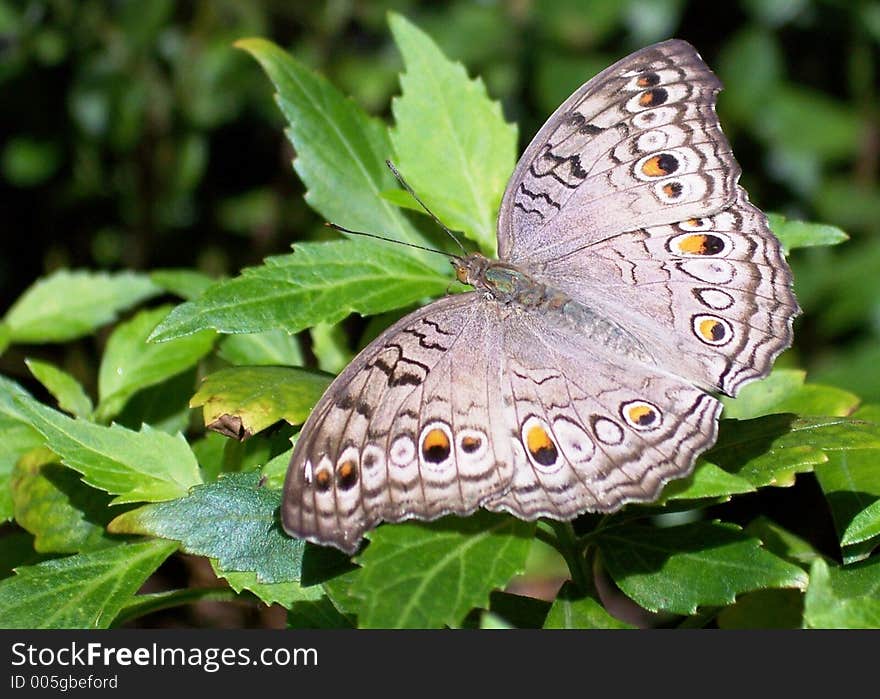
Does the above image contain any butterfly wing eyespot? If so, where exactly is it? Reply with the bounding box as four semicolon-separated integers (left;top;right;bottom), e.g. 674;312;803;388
283;39;798;554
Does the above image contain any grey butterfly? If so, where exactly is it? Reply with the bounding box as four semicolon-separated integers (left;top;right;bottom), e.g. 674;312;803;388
281;39;799;554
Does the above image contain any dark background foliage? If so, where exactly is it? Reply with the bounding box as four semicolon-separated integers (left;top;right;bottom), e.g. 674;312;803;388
1;0;878;626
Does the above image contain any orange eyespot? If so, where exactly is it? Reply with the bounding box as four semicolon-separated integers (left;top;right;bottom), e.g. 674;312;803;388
662;182;683;198
422;427;451;463
628;405;656;425
337;460;358;490
641;153;678;177
461;435;482;453
638;87;668;107
526;424;558;466
314;468;333;492
695;317;731;344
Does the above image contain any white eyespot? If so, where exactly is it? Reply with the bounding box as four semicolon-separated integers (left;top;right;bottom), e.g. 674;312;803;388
361;444;386;473
592;417;625;446
633;106;677;129
303;459;313;483
679;259;735;284
390;435;415;467
694;288;735;310
635;129;669;152
552;417;595;465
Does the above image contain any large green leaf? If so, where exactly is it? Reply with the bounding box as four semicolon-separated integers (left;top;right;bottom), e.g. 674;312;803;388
0;539;177;629
2;270;159;344
95;305;215;421
13;394;202;504
351;512;534;628
389;12;516;254
707;414;880;488
598;521;808;615
235;37;434;255
149;240;449;342
108;471;303;584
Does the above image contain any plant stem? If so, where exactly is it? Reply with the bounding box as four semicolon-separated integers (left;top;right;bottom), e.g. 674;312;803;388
548;520;595;596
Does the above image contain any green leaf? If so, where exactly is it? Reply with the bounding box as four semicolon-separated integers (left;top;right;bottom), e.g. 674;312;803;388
803;558;880;629
261;446;293;490
658;460;755;504
13;394;202;504
351;512;534;628
235;37;434;255
767;213;848;252
389;12;517;254
190;366;330;439
287;596;354;628
842;500;880;547
217;329;304;367
0;532;51;581
310;321;354;374
113;369;195;436
813;405;880;553
11;447;117;553
150;269;218;300
108;472;303;584
716;589;804;629
149;241;449;342
0;539;177;629
543;581;633;629
96;305;215;421
211;560;322;609
744;516;824;568
707;414;880;488
485;590;551;629
598;521;808;615
721;369;860;420
0;416;44;521
2;270;159;344
24;358;93;418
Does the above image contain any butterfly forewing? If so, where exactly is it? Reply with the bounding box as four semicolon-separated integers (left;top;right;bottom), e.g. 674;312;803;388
498;39;737;266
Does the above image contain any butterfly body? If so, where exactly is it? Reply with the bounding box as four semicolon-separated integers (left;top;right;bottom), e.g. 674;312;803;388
282;39;799;554
456;253;651;361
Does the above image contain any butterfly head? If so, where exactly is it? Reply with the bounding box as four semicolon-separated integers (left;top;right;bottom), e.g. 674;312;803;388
452;252;492;288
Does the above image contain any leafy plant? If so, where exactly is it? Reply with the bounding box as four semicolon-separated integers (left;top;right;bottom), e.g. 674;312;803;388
1;13;878;630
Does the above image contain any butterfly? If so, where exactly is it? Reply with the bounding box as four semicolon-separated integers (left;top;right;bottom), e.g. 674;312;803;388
281;39;799;554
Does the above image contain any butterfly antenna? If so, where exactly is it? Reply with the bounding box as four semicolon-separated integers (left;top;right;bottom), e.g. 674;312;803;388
385;160;468;256
324;223;456;259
